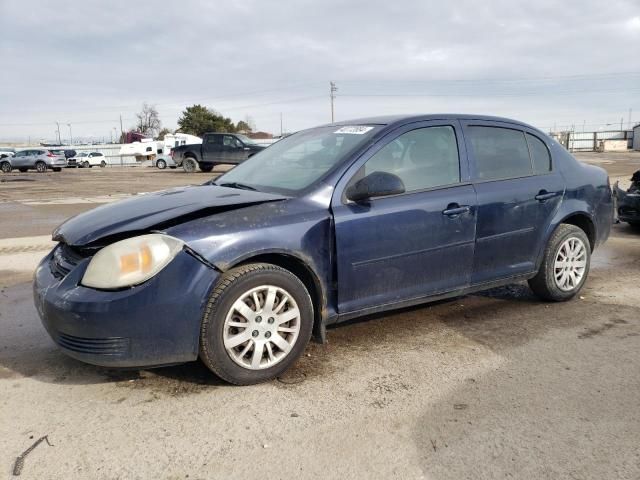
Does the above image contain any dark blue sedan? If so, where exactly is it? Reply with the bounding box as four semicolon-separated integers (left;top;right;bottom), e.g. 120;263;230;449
34;115;613;384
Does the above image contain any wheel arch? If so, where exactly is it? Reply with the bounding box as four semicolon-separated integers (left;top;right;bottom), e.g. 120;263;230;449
228;252;327;341
557;212;596;251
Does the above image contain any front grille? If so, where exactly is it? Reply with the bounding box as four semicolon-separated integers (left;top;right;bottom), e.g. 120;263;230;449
57;332;130;356
50;243;90;279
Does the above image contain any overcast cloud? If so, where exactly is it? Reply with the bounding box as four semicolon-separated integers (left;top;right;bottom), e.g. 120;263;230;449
0;0;639;142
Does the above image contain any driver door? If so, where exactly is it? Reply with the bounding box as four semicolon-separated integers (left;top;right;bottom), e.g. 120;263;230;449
332;121;477;313
221;135;246;164
12;151;28;168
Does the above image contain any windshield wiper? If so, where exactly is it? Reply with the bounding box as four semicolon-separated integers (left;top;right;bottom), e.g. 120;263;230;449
217;182;258;191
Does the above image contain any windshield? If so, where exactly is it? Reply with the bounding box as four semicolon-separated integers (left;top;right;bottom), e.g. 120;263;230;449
216;125;380;194
236;134;257;145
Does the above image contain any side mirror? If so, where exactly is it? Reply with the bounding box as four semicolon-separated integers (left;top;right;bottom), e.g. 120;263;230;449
345;171;405;203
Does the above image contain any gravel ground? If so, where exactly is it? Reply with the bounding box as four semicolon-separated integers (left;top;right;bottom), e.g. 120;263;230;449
0;153;639;479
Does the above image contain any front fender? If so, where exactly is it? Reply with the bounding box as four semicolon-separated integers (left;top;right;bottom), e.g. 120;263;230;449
166;200;335;318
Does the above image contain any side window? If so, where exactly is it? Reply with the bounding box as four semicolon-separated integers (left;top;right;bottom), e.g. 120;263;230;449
468;126;532;181
14;151;25;157
206;135;221;145
526;133;552;174
358;126;460;193
223;135;241;148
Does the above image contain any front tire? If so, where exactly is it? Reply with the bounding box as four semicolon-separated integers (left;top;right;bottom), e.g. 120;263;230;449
528;224;591;302
0;162;12;173
100;160;106;168
200;263;314;385
156;159;167;169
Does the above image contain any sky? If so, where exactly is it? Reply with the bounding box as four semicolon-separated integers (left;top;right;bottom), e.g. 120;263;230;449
0;0;639;143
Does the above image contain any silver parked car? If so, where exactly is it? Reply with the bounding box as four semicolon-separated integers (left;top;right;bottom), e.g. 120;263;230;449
0;149;67;173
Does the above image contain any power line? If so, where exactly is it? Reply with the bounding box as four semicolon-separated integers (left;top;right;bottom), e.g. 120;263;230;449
337;87;640;98
337;70;640;85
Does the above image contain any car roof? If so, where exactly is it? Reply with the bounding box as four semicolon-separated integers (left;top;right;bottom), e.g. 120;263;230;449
328;114;539;131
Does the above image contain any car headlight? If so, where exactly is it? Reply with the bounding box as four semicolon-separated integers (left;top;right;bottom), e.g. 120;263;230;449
81;234;184;289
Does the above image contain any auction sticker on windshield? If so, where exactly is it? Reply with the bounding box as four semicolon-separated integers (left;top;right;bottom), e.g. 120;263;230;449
334;126;375;134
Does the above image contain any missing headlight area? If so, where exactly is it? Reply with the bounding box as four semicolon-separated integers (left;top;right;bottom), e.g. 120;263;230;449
615;169;640;226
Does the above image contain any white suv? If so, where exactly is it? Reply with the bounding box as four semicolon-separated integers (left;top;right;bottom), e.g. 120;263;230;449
74;152;107;168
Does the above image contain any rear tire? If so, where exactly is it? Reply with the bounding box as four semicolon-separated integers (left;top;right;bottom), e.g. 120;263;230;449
35;161;47;173
528;224;591;302
0;162;12;173
199;263;314;385
100;160;106;168
156;159;167;169
183;157;197;173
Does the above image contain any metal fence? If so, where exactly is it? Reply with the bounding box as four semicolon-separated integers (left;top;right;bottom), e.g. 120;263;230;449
550;130;634;152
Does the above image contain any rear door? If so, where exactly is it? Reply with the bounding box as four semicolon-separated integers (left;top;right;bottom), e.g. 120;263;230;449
332;121;477;313
202;134;223;163
202;134;228;163
27;150;41;167
461;121;564;284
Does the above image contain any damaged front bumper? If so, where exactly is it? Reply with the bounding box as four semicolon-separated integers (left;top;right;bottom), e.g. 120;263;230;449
33;245;219;368
615;186;640;224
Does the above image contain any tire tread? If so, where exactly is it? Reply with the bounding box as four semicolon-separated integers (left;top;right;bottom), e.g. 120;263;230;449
199;263;313;385
528;224;590;302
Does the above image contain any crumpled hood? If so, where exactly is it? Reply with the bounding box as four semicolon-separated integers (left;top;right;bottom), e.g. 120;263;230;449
53;185;288;247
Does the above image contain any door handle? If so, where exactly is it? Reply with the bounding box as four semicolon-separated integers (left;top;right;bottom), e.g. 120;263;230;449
535;191;558;202
442;204;471;216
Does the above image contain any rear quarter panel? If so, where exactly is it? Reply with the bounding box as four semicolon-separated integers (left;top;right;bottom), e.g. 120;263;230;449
538;142;612;263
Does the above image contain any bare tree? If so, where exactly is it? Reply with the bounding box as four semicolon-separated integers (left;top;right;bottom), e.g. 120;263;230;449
135;103;162;136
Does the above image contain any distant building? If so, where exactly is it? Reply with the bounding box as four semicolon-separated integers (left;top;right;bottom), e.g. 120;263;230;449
633;124;640;151
248;131;273;140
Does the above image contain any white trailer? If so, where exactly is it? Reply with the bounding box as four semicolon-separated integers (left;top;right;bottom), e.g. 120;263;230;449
155;134;202;169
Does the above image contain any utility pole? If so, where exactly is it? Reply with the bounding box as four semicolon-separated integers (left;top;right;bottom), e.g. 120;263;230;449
621;117;624;131
330;81;337;123
628;108;633;129
55;122;61;144
67;124;73;145
119;114;124;143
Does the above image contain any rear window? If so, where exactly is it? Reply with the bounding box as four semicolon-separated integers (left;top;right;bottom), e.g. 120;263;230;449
526;133;552;174
468;126;532;181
